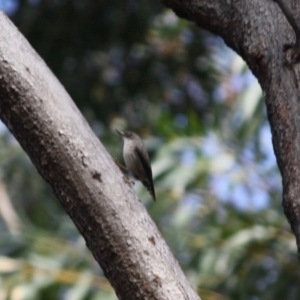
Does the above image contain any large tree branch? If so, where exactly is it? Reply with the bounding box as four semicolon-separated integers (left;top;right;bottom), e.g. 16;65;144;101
162;0;300;254
0;11;200;300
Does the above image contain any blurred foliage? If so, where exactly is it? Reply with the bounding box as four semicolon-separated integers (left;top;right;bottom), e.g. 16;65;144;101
0;0;298;300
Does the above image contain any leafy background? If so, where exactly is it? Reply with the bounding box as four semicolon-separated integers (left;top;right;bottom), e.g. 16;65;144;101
0;1;298;299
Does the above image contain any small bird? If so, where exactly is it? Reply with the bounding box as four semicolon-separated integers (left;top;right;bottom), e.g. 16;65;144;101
116;129;156;201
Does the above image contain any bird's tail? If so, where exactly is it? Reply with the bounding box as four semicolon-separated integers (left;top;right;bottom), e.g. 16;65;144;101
142;179;156;201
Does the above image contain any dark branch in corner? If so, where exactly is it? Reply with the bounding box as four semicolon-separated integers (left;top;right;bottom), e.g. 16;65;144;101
273;0;300;63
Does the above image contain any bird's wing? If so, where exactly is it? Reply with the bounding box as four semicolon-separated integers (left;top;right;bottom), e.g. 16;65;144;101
134;147;156;201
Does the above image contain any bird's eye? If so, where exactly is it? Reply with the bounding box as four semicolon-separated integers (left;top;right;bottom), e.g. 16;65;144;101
126;132;131;138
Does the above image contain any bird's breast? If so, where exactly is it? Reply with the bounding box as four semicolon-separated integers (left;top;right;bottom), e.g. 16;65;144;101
123;142;140;179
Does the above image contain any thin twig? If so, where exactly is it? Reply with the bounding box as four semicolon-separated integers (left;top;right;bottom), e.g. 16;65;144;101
274;0;300;63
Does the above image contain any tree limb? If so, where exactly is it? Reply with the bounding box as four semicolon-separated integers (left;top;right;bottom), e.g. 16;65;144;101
0;11;200;300
162;0;300;255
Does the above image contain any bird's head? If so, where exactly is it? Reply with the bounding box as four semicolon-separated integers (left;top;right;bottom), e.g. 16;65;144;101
116;129;138;141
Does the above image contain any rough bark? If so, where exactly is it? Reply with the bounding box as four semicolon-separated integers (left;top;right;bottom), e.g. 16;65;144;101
162;0;300;254
0;11;200;300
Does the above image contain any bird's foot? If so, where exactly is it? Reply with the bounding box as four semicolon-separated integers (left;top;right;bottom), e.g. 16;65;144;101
114;158;127;171
123;176;135;186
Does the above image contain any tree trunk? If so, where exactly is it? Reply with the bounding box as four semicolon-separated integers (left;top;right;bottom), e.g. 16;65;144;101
162;0;300;254
0;11;200;300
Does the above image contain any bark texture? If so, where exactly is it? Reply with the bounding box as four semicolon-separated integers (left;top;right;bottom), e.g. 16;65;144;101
0;11;200;300
162;0;300;253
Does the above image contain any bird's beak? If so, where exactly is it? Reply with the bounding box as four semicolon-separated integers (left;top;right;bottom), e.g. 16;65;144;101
116;129;124;136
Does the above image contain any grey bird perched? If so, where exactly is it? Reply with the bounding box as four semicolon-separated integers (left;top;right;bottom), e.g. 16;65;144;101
116;130;156;201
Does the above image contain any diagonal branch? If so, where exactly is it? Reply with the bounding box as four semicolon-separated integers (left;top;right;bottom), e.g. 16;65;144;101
0;11;200;300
